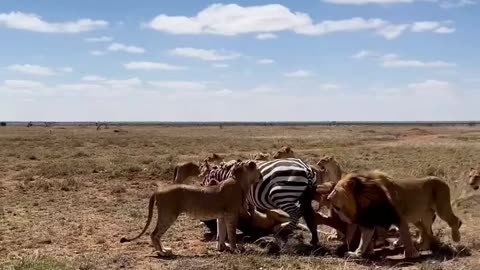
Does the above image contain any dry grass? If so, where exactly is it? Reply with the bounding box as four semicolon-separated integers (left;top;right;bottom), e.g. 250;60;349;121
1;125;480;270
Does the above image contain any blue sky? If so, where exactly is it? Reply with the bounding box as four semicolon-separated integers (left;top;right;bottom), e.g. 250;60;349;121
0;0;479;121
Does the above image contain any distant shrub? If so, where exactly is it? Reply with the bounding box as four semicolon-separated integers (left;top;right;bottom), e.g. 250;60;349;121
0;122;6;126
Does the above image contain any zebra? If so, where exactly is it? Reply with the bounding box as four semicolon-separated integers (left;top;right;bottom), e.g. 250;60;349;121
200;158;319;246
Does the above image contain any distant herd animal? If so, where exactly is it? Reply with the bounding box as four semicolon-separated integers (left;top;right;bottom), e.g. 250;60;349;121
121;146;476;260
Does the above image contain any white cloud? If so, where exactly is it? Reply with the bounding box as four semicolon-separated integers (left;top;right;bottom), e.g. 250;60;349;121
148;81;207;91
352;50;373;59
284;70;313;78
7;64;56;76
212;63;230;68
89;50;105;56
82;75;106;81
382;58;456;68
169;47;241;61
84;36;113;43
354;51;456;68
411;21;441;32
435;27;456;33
376;24;409;40
108;43;145;54
256;33;277;40
257;59;275;64
145;4;450;40
407;80;452;91
104;78;142;89
4;80;44;89
124;61;186;71
323;0;413;3
0;11;108;33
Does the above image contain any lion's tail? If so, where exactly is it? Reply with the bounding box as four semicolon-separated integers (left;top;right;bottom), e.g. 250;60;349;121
120;193;155;243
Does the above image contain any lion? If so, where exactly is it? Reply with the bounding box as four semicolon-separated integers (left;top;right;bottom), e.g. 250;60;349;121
120;160;262;256
314;181;398;250
172;161;201;184
468;168;480;190
316;155;343;184
250;152;271;161
326;170;462;259
272;146;295;159
205;153;224;164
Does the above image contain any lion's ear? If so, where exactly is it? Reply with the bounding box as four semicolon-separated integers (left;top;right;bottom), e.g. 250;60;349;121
349;176;365;192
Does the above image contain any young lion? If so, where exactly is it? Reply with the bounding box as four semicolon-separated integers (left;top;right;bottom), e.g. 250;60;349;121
468;168;480;190
120;160;262;256
327;170;462;259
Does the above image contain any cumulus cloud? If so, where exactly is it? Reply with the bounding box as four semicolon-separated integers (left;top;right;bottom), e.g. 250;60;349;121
108;43;145;54
410;21;455;34
257;59;275;64
145;4;453;40
4;80;45;89
284;70;313;78
7;64;55;76
0;11;107;33
256;33;277;40
84;36;113;42
169;47;241;61
124;61;186;71
353;50;456;68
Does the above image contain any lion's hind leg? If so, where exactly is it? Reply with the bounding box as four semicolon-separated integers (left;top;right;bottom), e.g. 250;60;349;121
434;192;462;242
151;209;178;257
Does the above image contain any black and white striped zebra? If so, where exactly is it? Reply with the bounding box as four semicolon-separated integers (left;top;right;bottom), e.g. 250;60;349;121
201;158;319;245
248;158;318;244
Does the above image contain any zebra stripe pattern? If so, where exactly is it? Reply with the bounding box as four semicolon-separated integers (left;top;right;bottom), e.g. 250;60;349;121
248;158;316;230
201;158;316;231
201;160;238;187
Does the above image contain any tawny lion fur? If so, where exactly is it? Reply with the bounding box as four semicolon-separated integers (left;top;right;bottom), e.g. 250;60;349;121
468;168;480;190
327;170;462;259
120;160;262;256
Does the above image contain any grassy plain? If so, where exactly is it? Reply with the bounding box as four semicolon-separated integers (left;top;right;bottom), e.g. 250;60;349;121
1;125;480;270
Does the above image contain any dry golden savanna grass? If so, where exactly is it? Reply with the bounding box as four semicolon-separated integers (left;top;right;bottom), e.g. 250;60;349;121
1;125;480;270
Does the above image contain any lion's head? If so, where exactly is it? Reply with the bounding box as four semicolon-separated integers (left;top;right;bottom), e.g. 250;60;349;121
231;160;263;187
316;155;342;183
469;168;480;190
204;153;223;164
273;146;295;159
326;171;399;228
251;152;270;161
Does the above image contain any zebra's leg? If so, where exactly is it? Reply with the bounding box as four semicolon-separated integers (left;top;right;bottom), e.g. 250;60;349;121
299;195;319;246
275;203;302;240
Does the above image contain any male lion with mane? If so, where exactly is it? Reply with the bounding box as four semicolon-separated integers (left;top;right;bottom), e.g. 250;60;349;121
327;170;462;259
120;160;262;256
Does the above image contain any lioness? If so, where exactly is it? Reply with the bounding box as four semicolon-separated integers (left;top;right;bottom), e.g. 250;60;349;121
327;170;462;259
172;161;201;184
468;168;479;190
120;160;262;256
272;146;295;159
